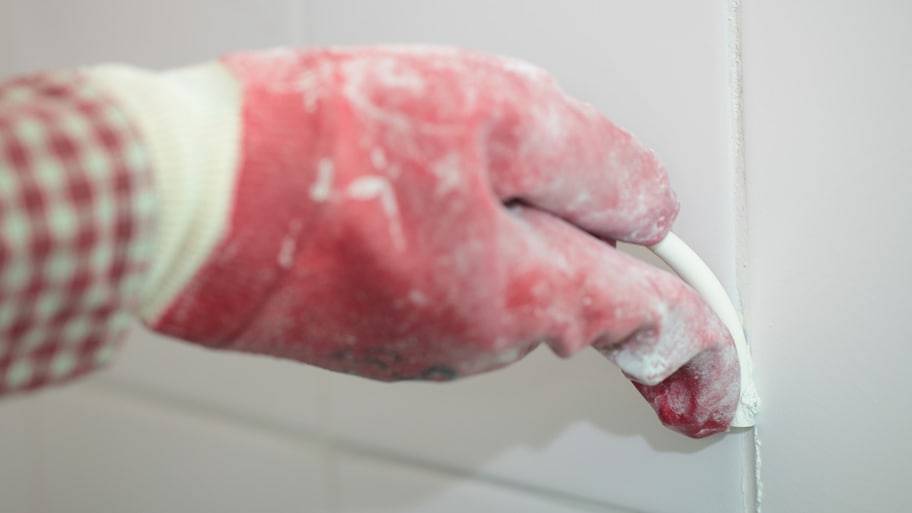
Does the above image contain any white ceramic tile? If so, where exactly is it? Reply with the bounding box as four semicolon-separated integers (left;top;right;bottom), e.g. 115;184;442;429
0;397;40;513
32;384;330;513
0;2;16;78
336;452;623;513
327;349;745;513
313;2;747;512
96;325;327;433
741;2;912;512
2;0;308;73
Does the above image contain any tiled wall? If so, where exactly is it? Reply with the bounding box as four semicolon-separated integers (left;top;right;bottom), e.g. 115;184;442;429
15;1;911;512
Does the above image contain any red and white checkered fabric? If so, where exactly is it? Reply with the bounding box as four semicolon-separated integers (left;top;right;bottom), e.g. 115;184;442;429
0;71;155;395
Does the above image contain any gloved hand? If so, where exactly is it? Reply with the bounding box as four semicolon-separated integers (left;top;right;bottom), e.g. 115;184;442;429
1;47;739;437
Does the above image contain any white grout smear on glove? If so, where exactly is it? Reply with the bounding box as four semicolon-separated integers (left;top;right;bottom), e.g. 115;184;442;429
346;176;406;251
310;158;334;202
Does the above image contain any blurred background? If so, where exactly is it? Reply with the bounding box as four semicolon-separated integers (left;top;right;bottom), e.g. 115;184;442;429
1;1;909;512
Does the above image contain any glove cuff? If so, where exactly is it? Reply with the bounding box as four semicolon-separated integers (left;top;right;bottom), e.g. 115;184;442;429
88;63;244;322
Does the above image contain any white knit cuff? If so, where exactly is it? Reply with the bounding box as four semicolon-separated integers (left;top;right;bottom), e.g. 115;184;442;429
88;62;243;322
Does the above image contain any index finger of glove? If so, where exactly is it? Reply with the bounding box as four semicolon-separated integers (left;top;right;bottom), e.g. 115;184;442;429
477;55;679;245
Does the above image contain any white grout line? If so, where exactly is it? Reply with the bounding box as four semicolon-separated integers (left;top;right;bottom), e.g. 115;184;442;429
85;379;642;513
752;428;764;513
725;1;763;512
728;1;748;310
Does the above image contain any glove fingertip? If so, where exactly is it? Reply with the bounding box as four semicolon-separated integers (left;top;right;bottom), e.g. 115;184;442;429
632;344;740;438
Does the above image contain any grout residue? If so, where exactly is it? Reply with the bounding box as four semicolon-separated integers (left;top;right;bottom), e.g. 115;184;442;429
726;0;763;511
754;428;764;512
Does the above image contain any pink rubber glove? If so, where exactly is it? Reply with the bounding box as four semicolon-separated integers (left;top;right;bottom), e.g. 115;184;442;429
1;47;739;437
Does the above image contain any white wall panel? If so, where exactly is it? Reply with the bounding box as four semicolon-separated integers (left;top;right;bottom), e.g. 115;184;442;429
742;1;912;511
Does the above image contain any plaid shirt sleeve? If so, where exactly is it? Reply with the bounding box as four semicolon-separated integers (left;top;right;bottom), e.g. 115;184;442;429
0;71;155;395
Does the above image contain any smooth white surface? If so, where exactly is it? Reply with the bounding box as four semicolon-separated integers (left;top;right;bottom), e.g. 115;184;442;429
0;0;304;75
101;326;327;432
0;2;13;77
649;232;758;427
326;350;745;513
742;2;912;511
336;453;621;513
0;398;38;513
32;385;330;513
